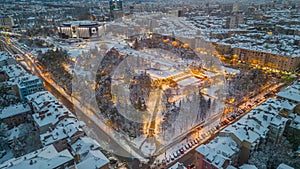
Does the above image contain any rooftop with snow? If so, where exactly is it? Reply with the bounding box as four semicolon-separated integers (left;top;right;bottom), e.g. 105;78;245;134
0;103;31;120
277;80;300;103
0;64;27;79
0;144;73;169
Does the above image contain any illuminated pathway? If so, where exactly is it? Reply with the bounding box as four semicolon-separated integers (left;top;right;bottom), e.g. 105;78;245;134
146;89;164;137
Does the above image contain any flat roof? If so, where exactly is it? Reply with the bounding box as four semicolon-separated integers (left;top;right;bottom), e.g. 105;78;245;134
62;20;100;27
0;103;31;120
1;64;27;79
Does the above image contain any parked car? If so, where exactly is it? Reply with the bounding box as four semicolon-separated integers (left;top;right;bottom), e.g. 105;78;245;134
170;154;175;161
173;152;178;158
179;148;184;154
166;157;170;163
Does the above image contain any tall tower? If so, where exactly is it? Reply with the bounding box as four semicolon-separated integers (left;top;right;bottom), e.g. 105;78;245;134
109;0;123;21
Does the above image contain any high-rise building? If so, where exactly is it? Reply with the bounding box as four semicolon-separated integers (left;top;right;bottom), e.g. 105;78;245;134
109;0;123;20
11;74;45;100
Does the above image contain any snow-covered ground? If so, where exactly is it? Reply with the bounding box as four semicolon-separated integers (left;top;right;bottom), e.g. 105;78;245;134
28;13;229;162
107;42;226;154
222;66;240;74
70;39;226;160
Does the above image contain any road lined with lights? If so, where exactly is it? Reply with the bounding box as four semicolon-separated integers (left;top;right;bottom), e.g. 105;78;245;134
153;80;285;168
0;39;151;168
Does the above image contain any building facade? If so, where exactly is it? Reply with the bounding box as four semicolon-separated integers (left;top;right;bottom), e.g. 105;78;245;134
0;103;31;129
12;75;45;100
58;21;104;39
109;0;124;20
234;47;300;72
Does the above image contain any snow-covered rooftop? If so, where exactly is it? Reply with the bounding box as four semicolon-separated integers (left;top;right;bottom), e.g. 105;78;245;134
253;102;281;114
40;118;85;146
270;116;288;128
277;81;300;103
8;74;43;88
26;91;58;113
222;97;292;144
76;150;109;169
71;136;101;155
0;103;31;120
290;115;300;130
277;163;294;169
70;136;109;169
214;30;300;58
226;165;237;169
0;52;11;63
239;164;258;169
62;20;100;27
7;123;31;141
222;124;260;145
0;144;73;169
0;64;27;79
204;136;239;158
263;98;297;111
32;100;75;128
196;144;229;168
168;162;187;169
176;76;201;87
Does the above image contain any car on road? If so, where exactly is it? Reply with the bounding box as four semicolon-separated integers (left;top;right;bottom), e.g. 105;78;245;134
166;157;170;163
179;149;184;154
189;141;194;146
182;146;188;151
237;110;243;115
228;115;236;121
173;152;178;158
170;154;175;161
